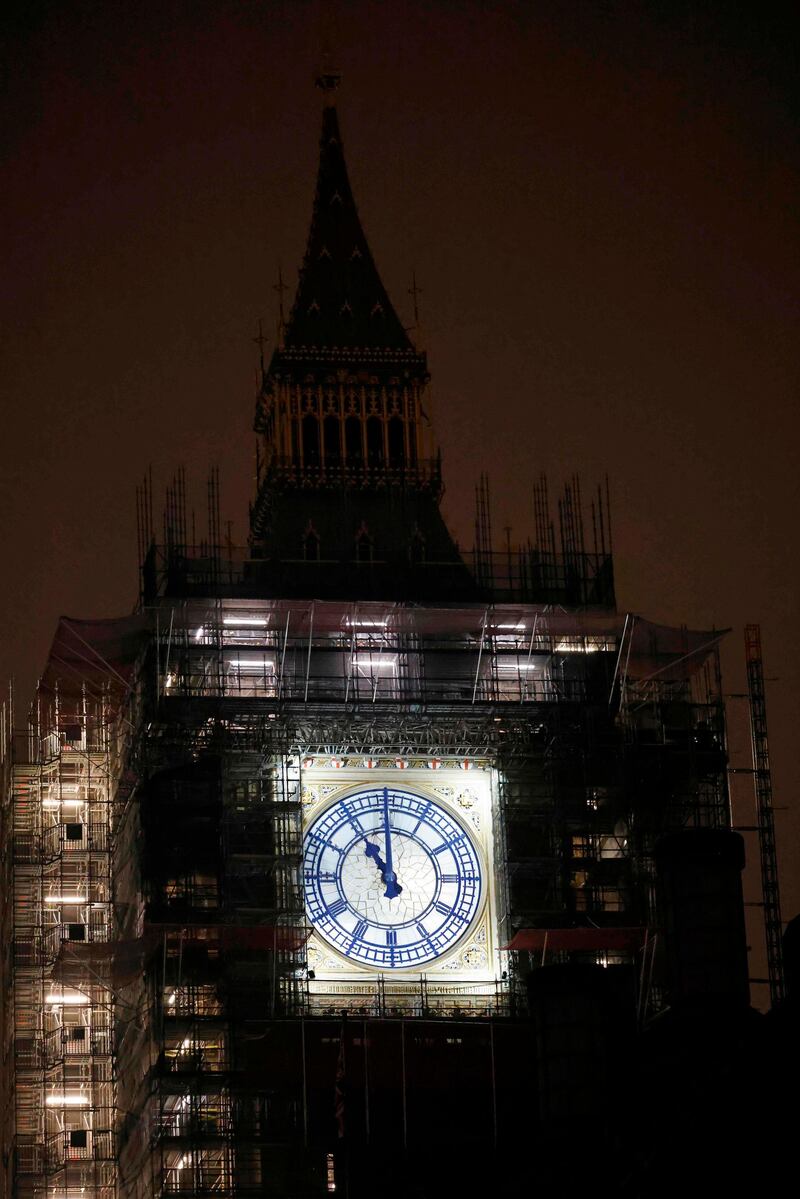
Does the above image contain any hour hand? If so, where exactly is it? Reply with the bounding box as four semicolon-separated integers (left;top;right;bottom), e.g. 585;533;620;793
364;838;386;874
364;837;402;899
382;870;403;900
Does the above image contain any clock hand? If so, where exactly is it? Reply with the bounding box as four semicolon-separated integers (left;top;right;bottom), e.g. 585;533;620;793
364;836;403;898
364;821;403;900
364;837;386;875
382;789;402;899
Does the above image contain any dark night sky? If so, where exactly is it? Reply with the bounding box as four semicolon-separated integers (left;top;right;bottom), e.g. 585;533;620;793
2;1;798;1003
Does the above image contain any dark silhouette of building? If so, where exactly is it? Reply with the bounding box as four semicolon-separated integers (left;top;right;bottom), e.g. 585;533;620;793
1;74;789;1199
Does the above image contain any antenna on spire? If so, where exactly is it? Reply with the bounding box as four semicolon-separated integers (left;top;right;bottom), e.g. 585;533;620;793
253;319;268;373
274;265;288;343
408;272;422;328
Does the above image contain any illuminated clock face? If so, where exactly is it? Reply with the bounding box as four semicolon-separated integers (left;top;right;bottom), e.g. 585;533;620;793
304;786;484;969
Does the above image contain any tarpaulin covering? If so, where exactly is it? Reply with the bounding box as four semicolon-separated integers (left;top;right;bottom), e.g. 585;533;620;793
36;604;726;701
146;922;310;952
40;613;151;703
50;923;310;988
505;927;647;952
624;618;726;683
50;937;156;987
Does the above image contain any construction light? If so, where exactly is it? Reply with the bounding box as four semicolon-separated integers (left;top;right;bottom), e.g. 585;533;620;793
555;640;601;653
227;659;275;673
45;1094;90;1106
45;993;90;1006
43;794;84;808
44;895;86;904
223;616;268;627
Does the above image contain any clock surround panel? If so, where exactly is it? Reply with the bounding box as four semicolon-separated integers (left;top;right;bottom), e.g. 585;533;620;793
303;783;486;971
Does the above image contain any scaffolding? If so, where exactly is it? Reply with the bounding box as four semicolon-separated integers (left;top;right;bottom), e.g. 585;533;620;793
3;594;731;1199
139;467;616;609
5;687;125;1199
143;594;729;980
744;624;784;1006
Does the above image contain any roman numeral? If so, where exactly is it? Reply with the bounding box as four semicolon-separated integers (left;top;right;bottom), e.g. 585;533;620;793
411;803;431;834
386;929;397;946
327;898;347;918
440;874;460;883
341;802;363;833
352;920;368;942
315;841;343;856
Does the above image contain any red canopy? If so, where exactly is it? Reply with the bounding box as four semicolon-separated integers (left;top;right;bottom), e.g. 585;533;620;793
505;927;647;952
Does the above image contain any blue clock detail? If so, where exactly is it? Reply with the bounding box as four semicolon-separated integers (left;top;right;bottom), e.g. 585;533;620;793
303;786;484;969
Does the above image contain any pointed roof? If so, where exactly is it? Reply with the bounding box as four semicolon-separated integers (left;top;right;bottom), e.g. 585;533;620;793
282;97;413;353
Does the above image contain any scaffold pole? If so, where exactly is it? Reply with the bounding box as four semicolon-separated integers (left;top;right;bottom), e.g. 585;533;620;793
744;623;784;1005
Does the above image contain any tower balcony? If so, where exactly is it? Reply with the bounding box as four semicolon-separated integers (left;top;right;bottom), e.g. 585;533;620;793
258;453;443;494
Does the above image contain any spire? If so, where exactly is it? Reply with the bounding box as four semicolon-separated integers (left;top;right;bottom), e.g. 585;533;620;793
282;86;412;353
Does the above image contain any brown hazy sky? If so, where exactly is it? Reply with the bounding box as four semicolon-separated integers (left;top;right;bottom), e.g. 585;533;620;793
2;0;798;1000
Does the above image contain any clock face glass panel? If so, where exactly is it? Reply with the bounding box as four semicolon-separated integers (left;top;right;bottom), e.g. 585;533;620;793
303;786;483;969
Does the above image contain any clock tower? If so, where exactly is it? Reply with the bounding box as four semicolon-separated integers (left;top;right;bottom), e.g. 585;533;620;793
3;72;748;1199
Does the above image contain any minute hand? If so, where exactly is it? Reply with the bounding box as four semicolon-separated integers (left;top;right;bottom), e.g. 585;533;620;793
382;789;402;900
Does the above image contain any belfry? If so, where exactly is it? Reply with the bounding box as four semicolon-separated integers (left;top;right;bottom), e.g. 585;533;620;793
249;72;463;598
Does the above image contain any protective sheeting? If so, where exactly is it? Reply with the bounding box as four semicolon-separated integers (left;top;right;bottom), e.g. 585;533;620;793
39;613;151;702
36;601;726;701
50;937;154;988
142;922;309;955
173;598;726;680
625;617;727;683
50;923;310;988
505;927;647;952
